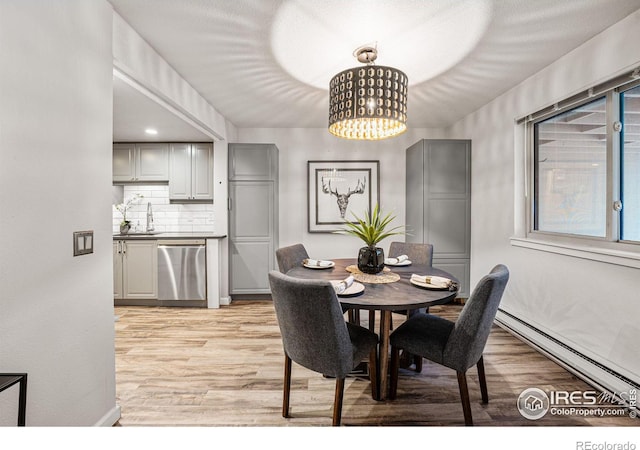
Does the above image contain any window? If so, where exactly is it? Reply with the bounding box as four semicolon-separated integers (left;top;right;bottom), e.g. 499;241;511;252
534;97;607;238
621;84;640;242
526;69;640;247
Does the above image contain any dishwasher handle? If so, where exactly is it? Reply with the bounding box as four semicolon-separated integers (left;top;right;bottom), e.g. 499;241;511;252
158;239;206;246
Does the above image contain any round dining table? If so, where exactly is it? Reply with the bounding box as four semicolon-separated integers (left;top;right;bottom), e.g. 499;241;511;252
286;258;459;400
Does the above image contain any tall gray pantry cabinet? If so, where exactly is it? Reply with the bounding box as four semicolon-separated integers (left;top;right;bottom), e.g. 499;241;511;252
406;139;471;298
228;144;279;297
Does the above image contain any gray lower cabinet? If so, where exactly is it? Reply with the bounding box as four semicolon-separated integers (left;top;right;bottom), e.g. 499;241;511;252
228;143;279;296
406;139;471;298
113;240;158;299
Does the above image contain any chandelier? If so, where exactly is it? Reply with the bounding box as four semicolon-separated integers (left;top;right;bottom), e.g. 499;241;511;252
328;45;408;140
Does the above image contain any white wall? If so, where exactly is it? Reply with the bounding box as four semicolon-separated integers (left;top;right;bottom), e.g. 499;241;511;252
0;0;118;426
213;121;238;302
236;127;445;260
447;10;640;387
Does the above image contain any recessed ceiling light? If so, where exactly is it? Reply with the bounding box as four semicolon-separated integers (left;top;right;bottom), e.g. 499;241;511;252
145;128;158;135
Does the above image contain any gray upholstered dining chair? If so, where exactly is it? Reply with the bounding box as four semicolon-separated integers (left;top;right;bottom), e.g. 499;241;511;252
387;241;434;318
268;271;379;426
388;241;434;266
275;243;310;274
388;264;509;426
276;243;352;316
387;241;435;372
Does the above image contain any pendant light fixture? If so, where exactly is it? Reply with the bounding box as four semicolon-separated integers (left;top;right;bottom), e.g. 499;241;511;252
328;45;408;140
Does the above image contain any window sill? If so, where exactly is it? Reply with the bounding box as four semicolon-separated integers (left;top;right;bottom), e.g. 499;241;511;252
510;237;640;269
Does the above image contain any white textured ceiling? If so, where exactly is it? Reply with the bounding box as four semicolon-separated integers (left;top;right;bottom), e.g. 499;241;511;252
109;0;640;139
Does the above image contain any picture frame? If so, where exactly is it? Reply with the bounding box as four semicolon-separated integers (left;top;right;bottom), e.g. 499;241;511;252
308;160;380;233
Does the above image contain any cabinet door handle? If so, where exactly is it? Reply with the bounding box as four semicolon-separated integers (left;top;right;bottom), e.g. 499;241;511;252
122;241;127;255
228;197;232;210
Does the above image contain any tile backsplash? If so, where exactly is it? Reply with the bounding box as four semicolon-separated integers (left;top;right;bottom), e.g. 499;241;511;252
112;185;215;233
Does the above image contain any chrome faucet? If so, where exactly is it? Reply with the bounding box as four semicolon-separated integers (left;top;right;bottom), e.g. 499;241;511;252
146;202;154;232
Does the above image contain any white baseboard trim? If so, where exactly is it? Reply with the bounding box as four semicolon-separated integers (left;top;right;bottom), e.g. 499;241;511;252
94;404;121;426
495;309;639;398
219;296;232;306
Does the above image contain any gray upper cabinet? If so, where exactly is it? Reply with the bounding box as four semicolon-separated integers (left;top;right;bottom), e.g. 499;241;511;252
169;143;213;201
228;143;279;296
113;143;169;182
229;143;278;181
406;139;471;298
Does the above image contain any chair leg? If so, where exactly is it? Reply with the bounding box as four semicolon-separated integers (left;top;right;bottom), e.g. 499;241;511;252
477;355;489;404
282;354;292;418
399;350;423;372
456;370;473;426
332;378;345;426
395;310;423;372
389;346;401;400
414;355;423;373
399;349;411;368
368;310;375;332
368;347;379;401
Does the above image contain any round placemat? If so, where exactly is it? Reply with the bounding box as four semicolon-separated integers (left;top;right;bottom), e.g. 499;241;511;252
346;265;400;284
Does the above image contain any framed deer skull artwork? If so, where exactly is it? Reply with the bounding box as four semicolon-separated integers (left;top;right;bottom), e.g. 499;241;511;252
308;160;380;232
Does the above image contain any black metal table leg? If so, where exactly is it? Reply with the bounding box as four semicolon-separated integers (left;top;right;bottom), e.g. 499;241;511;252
0;373;27;426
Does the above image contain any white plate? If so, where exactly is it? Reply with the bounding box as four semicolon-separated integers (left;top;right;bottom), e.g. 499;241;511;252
385;260;412;266
331;281;365;297
303;260;335;269
410;278;449;290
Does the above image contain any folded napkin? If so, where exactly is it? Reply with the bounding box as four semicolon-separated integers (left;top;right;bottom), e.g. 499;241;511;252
410;274;458;291
332;275;354;295
385;254;409;265
303;258;333;267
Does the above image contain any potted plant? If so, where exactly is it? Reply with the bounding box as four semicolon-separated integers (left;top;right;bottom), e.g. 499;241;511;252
336;203;404;274
114;193;144;234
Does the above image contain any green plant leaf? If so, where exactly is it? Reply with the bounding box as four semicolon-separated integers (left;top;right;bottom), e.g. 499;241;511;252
335;203;405;246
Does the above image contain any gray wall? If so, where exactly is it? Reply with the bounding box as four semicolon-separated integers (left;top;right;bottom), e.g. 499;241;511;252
0;1;118;425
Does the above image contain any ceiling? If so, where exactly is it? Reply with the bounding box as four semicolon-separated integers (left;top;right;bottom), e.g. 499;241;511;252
109;0;640;141
113;75;212;142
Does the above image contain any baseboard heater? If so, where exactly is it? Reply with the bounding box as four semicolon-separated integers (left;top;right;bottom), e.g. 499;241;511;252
495;308;639;403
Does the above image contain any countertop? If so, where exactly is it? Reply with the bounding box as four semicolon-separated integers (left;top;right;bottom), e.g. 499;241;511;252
113;232;226;240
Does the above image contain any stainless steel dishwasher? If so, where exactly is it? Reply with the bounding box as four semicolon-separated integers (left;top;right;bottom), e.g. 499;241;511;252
157;239;206;301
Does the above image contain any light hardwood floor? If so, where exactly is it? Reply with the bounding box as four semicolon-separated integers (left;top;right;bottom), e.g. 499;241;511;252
114;301;637;427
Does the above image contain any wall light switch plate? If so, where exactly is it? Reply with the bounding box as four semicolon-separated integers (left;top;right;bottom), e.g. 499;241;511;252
73;230;94;256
